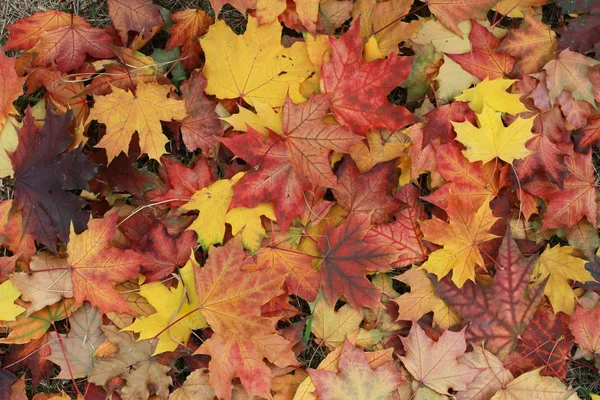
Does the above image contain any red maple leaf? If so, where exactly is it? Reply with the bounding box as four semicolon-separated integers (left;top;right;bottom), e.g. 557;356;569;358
448;20;515;80
221;94;361;229
136;223;198;282
333;157;403;224
422;102;476;145
10;106;97;249
166;9;212;71
524;149;597;229
365;184;428;268
433;229;546;360
504;304;573;379
318;213;398;309
180;72;223;154
321;19;417;135
31;21;113;72
221;129;307;231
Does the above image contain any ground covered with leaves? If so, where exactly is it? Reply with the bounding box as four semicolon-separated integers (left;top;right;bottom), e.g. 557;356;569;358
1;0;600;399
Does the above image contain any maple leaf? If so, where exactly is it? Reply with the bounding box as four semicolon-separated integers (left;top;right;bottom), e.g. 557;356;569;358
242;236;320;301
124;256;206;355
434;230;546;359
364;184;428;268
107;0;163;45
10;106;96;250
209;0;257;15
87;81;187;163
26;68;89;133
318;213;398;309
222;95;361;227
67;212;144;315
496;15;557;75
30;20;113;72
47;303;106;379
424;142;501;209
557;13;600;59
514;132;570;188
182;172;275;251
332;157;403;224
504;304;573;379
166;9;212;71
221;129;308;231
202;17;313;107
11;253;73;315
426;0;497;36
452;104;535;165
422;101;476;144
574;113;600;153
569;302;600;355
490;368;578;399
448;21;515;80
223;100;283;135
530;244;596;315
150;155;213;206
543;49;599;106
136;224;198;282
419;194;500;288
393;267;460;330
309;339;404;399
349;129;409;173
200;330;298;400
0;280;25;322
321;19;417;135
0;118;19;179
4;335;52;386
352;0;423;56
0;52;25;131
524;149;597;230
296;344;397;400
456;77;529;115
457;344;514;400
169;368;215;400
180;71;223;154
4;10;88;50
0;299;76;345
279;95;362;189
0;201;36;262
88;325;172;399
194;238;296;399
310;292;363;351
401;324;479;394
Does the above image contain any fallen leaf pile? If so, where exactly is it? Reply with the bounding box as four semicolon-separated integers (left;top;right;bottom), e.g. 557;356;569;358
1;0;600;399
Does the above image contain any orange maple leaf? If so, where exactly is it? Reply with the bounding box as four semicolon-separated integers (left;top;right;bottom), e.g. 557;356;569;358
68;213;144;315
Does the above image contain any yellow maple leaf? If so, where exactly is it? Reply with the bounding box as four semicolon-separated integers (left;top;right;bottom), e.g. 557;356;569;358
530;245;597;315
455;77;529;115
493;0;547;18
452;104;535;164
0;280;26;322
87;82;187;163
222;100;283;135
349;129;409;173
0;117;19;178
419;196;500;288
309;292;383;351
435;55;478;101
201;17;314;107
123;256;207;355
182;172;276;251
225;204;277;253
182;173;244;250
393;268;460;330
